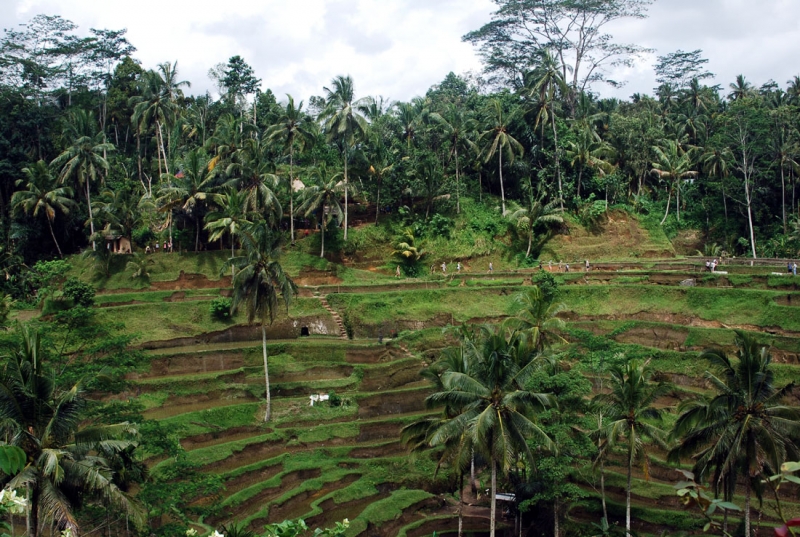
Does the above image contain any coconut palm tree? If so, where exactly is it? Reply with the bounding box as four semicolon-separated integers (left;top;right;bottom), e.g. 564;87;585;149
11;161;75;258
297;164;345;258
426;326;556;537
565;126;615;200
505;182;564;259
430;104;478;214
669;331;800;537
403;345;474;537
51;111;113;249
523;50;568;209
728;75;755;102
223;137;282;219
502;286;567;355
266;95;317;243
650;140;697;224
205;188;252;265
226;222;296;422
479;99;523;215
592;360;670;537
320;75;369;241
0;324;143;537
157;149;214;252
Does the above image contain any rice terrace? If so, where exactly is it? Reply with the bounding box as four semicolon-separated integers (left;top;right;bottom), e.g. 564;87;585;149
1;1;800;537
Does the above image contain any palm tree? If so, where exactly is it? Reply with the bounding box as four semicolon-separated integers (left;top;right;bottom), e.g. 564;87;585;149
669;332;800;537
426;326;556;537
205;188;252;266
502;286;567;354
701;147;734;224
92;187;141;241
506;182;564;258
403;344;473;537
320;75;369;241
51;110;113;249
157;149;214;252
728;75;755;101
479;99;524;215
226;222;297;422
266;95;317;243
297;164;345;258
523;50;568;209
592;360;670;537
431;104;478;214
11;161;75;258
0;325;143;537
565;126;615;200
223;137;282;219
650;140;697;224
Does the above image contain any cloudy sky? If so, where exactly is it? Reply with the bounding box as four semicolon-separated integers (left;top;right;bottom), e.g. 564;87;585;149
3;0;800;103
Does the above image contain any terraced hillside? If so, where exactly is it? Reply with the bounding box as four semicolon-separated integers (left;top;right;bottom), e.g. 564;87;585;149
75;251;800;537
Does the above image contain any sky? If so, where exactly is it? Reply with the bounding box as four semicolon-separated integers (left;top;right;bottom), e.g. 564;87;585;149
3;0;800;103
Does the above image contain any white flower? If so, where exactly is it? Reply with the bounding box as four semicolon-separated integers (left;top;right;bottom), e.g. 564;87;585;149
212;531;225;537
185;529;198;537
0;489;28;515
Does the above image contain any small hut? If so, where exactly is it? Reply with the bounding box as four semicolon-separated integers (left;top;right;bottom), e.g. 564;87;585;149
105;235;132;254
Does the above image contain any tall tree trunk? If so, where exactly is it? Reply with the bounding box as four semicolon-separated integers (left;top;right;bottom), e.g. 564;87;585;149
498;150;506;215
195;216;200;253
262;324;271;422
577;166;583;200
375;178;381;224
47;218;64;258
320;218;325;259
490;458;497;537
554;498;560;537
343;149;349;241
29;485;39;537
781;165;787;234
744;476;751;537
458;472;464;537
660;187;672;225
455;145;461;214
626;441;633;537
86;179;96;250
676;179;681;222
290;148;295;244
526;223;534;258
137;132;144;192
552;116;563;211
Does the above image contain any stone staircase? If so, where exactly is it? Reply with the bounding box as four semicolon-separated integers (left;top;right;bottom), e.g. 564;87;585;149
317;295;348;340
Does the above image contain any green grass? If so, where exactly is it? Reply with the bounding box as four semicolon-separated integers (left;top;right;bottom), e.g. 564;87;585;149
97;297;328;343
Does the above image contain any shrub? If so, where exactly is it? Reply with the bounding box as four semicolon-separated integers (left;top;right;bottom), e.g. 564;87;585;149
328;390;342;407
62;277;96;307
532;270;559;302
41;297;74;316
209;297;232;321
132;226;155;247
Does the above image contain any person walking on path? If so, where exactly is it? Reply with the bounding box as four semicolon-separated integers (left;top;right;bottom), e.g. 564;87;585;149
396;266;401;278
793;262;798;276
585;259;590;272
441;262;447;274
488;262;494;274
456;262;461;273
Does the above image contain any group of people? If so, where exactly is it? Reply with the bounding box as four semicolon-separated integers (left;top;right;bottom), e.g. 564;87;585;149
145;241;173;254
705;258;720;272
542;259;590;273
788;261;798;276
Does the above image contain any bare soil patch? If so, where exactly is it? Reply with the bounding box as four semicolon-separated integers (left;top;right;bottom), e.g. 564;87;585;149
181;426;263;451
142;390;257;420
304;486;395;529
357;389;431;419
360;361;423;391
260;473;361;528
149;271;231;291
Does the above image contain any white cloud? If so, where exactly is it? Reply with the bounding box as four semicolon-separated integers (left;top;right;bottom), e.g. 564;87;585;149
4;0;800;102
